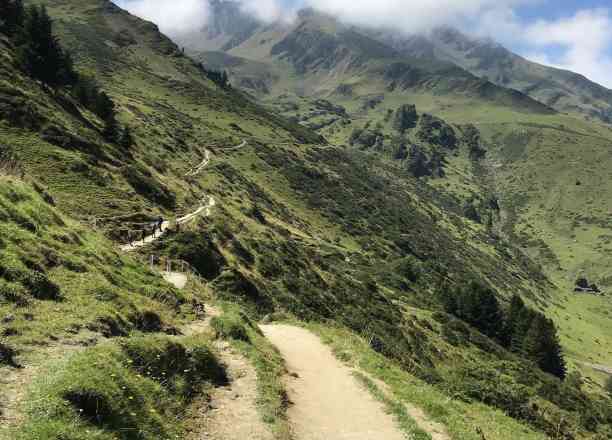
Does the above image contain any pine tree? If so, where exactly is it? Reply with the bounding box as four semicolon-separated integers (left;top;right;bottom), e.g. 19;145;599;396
93;91;116;121
540;318;566;380
448;281;503;339
103;114;120;143
393;104;418;133
119;126;134;148
17;5;76;86
0;0;24;36
510;306;534;353
522;313;566;379
501;294;525;347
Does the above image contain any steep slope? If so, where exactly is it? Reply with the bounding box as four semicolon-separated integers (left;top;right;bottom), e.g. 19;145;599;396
2;0;320;220
179;5;612;413
1;1;612;439
189;6;553;116
377;26;612;125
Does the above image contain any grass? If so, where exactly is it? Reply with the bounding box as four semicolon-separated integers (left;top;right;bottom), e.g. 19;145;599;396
308;322;548;440
7;334;225;440
1;1;611;438
352;371;433;440
209;305;291;439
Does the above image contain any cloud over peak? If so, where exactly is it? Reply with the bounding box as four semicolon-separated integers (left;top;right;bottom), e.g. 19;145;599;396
114;0;612;88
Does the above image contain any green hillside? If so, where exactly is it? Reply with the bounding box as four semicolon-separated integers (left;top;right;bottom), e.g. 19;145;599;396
380;26;612;125
185;2;612;376
1;0;611;439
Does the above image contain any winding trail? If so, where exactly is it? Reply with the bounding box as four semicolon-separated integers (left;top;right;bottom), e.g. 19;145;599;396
186;150;212;177
121;140;247;252
119;195;215;252
261;324;406;440
581;362;612;375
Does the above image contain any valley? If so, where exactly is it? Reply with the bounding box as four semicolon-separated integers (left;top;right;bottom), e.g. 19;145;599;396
0;0;611;439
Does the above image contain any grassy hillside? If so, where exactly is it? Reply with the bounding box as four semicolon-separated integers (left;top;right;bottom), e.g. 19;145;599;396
1;0;611;439
183;4;612;379
383;27;612;125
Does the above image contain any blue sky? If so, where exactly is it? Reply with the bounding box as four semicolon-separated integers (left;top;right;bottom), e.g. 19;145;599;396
118;0;612;87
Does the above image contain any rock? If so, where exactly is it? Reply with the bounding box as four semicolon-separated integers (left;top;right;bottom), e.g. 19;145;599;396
574;277;603;295
1;314;15;324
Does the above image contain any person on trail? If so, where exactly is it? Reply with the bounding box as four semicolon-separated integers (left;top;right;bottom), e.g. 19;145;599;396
141;226;147;243
157;216;164;235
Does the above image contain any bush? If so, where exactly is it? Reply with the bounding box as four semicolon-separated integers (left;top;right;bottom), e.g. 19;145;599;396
210;313;250;342
164;232;226;280
0;254;61;300
446;362;533;419
121;165;176;209
0;278;29;305
606;377;612;397
21;270;61;300
0;342;19;367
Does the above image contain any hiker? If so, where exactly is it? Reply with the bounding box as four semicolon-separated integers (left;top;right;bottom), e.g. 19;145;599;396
141;226;147;243
157;216;164;235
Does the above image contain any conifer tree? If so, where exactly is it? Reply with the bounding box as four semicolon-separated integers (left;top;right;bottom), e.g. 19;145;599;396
103;114;120;142
523;314;566;379
501;294;525;347
605;377;612;396
94;91;115;121
119;126;134;148
17;5;76;86
0;0;24;36
393;104;418;133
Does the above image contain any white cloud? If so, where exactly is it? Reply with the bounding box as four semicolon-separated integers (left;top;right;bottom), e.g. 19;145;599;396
113;0;612;88
519;9;612;87
115;0;209;35
303;0;530;33
240;0;295;23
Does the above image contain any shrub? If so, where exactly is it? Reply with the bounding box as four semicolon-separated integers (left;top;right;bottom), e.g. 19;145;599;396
605;377;612;397
0;342;19;367
0;278;29;305
21;270;61;300
121;165;176;209
446;362;533;419
164;232;226;280
210;314;250;342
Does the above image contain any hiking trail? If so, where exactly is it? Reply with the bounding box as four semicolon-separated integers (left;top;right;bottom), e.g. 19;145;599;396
260;324;407;440
119;195;216;252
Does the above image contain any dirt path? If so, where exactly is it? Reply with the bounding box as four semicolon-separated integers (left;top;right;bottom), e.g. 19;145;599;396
581;362;612;375
188;341;274;440
182;304;274;440
162;271;188;289
120;195;215;252
186;150;212;177
186;140;247;177
260;324;406;440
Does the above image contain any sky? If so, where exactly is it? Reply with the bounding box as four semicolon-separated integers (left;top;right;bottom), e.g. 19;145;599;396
115;0;612;88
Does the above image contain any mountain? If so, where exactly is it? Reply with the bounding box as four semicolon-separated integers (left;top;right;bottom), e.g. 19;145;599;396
182;0;612;393
376;26;612;125
1;1;612;439
189;3;612;126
